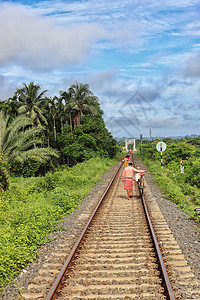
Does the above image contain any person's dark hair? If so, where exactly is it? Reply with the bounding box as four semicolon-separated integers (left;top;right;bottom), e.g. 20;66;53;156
128;162;133;165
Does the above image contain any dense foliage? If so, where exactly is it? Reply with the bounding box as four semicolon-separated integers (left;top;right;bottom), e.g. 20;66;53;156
0;111;59;191
0;155;121;290
0;82;119;189
57;115;118;165
136;137;200;221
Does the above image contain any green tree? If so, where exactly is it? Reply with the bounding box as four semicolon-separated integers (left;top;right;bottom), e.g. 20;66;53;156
16;82;48;127
57;96;65;133
59;91;73;129
0;111;59;192
0;96;18;119
57;113;118;165
81;115;118;158
48;96;58;144
60;90;76;129
68;83;99;128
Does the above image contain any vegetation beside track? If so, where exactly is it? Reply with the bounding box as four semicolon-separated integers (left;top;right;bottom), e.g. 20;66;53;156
0;82;119;192
0;153;122;291
136;137;200;222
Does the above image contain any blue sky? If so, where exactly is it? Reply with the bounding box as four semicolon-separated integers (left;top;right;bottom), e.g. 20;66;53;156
0;0;200;138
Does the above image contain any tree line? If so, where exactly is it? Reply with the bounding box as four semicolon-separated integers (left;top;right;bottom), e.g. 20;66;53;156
0;81;118;191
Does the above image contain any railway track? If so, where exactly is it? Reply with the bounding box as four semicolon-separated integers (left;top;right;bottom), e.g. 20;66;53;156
21;156;200;300
45;161;173;299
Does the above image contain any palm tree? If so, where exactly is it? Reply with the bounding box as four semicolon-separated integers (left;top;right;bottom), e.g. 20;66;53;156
0;111;59;192
48;96;58;143
16;82;48;127
68;83;99;128
57;96;65;133
60;90;73;129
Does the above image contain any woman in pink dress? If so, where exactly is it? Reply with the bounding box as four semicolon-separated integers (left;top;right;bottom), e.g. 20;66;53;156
122;162;147;200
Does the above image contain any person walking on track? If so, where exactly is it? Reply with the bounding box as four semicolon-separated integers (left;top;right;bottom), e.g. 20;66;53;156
122;162;147;200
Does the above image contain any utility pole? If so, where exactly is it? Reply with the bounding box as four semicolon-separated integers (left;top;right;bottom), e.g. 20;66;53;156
140;134;143;154
149;128;152;141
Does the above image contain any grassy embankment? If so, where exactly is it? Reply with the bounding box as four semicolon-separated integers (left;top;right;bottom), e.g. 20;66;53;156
0;154;122;291
136;152;200;222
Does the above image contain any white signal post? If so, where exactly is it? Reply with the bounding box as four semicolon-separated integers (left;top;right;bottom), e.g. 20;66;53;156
156;142;167;168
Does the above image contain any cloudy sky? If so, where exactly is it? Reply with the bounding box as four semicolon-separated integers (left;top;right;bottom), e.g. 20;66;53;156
0;0;200;138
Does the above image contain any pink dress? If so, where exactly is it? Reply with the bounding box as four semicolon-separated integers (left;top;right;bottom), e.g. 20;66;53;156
122;166;136;190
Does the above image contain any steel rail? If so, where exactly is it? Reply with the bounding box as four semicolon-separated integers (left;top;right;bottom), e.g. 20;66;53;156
134;157;175;300
139;190;175;300
45;161;123;300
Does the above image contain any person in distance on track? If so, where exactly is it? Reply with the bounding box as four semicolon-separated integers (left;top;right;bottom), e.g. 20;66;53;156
124;151;131;167
122;162;147;200
124;155;129;167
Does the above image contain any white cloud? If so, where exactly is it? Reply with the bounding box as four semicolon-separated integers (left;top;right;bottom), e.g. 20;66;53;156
0;2;106;71
141;116;179;128
182;53;200;78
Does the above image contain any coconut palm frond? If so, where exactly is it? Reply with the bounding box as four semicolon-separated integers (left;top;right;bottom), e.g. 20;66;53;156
16;82;48;126
14;147;59;163
0;111;59;191
3;117;34;152
67;82;100;128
